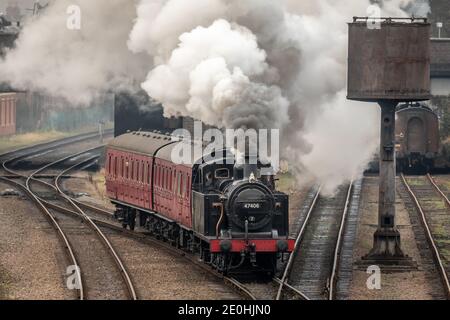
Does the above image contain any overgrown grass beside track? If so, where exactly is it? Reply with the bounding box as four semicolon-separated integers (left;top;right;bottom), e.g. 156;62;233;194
277;172;298;194
0;123;113;154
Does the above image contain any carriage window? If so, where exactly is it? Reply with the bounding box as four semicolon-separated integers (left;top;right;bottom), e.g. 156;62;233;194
163;168;167;189
114;158;118;177
166;169;169;190
126;160;129;179
184;175;190;197
130;161;133;179
173;171;177;191
136;161;140;182
141;162;144;182
177;173;182;196
182;174;186;196
215;168;230;179
121;158;124;177
157;166;160;186
143;163;147;184
147;164;151;184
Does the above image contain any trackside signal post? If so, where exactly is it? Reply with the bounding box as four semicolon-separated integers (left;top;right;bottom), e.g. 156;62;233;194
347;17;431;265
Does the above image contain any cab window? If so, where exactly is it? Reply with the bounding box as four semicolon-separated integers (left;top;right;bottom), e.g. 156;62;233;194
215;168;230;179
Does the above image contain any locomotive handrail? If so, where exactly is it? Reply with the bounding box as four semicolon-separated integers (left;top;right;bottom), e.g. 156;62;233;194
213;202;225;239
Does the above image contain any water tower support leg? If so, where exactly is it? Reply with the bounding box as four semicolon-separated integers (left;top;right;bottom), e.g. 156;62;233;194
361;101;415;268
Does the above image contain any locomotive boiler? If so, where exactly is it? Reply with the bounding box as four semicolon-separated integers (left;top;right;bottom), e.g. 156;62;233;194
105;131;294;275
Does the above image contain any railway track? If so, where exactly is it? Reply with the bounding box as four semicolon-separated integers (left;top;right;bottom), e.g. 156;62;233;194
1;133;359;301
0;135;137;300
27;151;137;300
399;174;450;299
0;137;250;300
0;132;108;300
0;130;112;162
277;182;355;300
52;153;313;301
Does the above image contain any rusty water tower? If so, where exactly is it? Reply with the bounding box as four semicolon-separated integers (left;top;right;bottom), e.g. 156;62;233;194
348;17;431;266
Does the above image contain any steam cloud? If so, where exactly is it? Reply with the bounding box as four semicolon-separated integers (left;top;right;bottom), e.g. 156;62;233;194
0;0;146;105
130;0;428;193
0;0;431;193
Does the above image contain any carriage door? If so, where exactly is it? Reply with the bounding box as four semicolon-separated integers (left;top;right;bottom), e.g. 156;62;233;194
407;117;426;153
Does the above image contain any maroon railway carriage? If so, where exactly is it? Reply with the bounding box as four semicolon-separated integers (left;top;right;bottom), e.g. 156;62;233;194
396;103;440;172
0;93;16;136
105;131;294;274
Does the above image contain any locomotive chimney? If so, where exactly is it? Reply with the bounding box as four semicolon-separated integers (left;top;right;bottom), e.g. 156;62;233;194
233;138;258;180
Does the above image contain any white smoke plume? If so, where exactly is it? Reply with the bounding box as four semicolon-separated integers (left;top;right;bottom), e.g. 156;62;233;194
0;0;429;192
130;0;424;193
0;0;147;105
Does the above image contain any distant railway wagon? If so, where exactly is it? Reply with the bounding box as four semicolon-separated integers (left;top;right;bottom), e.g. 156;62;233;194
0;92;16;136
396;103;440;172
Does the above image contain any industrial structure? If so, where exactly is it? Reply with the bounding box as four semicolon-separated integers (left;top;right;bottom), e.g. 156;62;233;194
0;92;16;136
348;17;431;265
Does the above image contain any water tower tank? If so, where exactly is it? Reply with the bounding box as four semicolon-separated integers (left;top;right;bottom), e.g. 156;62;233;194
347;18;431;102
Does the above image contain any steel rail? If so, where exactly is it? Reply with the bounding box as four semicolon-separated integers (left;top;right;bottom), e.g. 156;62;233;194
0;133;115;300
0;177;84;300
41;196;257;301
426;174;450;208
51;197;259;300
2;141;138;300
400;174;450;299
272;277;309;300
3;136;309;301
275;187;321;300
55;158;138;300
47;160;280;301
328;181;354;300
29;153;138;300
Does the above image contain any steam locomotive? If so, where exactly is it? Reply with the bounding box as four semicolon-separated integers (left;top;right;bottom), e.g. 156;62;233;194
396;102;440;173
105;131;294;275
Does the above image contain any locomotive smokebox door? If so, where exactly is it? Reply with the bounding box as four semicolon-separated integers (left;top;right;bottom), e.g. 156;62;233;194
348;18;431;102
347;18;430;267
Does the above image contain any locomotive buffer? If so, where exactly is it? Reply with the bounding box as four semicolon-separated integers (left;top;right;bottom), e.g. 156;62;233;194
347;17;431;266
